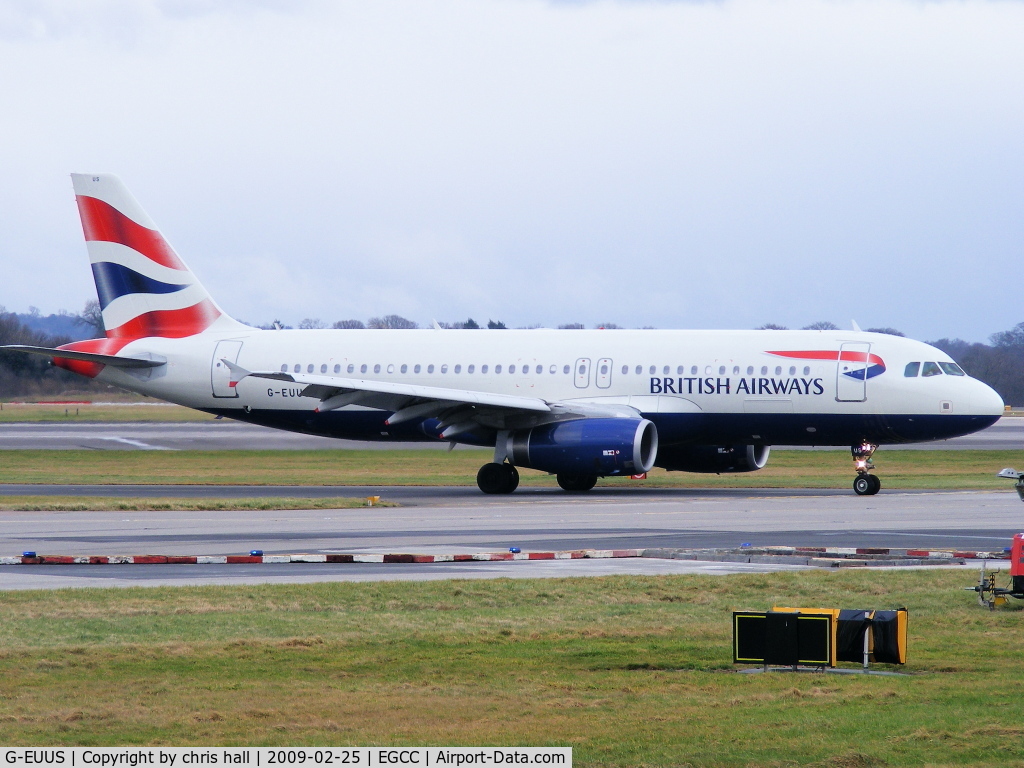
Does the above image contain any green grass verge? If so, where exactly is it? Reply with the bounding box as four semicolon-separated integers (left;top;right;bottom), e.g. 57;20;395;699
0;403;208;422
0;571;1022;764
0;496;391;511
0;448;1017;489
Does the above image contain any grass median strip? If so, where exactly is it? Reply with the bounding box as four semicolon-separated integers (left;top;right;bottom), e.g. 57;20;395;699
0;570;1022;764
0;448;1018;489
0;496;392;511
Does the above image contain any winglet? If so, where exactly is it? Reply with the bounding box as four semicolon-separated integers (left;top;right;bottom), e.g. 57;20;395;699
852;320;862;332
221;358;251;388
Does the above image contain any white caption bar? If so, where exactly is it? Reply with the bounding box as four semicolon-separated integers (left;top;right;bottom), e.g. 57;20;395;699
0;749;571;768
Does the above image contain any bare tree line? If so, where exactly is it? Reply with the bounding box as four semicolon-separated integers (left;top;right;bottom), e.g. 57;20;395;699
6;304;1024;404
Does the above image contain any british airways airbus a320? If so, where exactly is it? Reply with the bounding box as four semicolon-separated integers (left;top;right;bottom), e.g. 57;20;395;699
3;174;1004;495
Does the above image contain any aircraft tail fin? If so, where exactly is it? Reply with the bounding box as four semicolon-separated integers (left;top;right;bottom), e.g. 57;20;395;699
71;173;247;339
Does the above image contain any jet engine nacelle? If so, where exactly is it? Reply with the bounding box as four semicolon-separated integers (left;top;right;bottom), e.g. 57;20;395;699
507;418;658;477
656;444;771;473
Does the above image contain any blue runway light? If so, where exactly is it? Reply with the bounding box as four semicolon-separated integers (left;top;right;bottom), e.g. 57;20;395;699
509;547;521;554
250;550;263;556
740;543;752;548
22;551;36;558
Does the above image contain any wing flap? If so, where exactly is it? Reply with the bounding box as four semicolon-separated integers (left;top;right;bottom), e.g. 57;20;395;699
232;364;552;413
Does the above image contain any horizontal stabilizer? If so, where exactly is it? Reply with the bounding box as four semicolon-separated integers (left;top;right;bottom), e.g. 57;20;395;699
0;345;165;369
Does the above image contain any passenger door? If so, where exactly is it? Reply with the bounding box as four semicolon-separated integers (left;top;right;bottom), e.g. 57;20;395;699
212;340;243;398
836;342;870;402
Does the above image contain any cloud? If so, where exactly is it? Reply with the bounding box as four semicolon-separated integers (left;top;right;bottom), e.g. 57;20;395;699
1;0;1023;340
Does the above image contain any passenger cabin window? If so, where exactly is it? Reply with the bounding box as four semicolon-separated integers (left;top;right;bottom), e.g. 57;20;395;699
373;364;381;374
563;365;570;374
649;365;656;375
468;365;475;374
622;365;628;375
495;365;502;373
691;366;698;375
360;364;368;374
761;366;768;375
427;364;435;373
454;364;461;373
746;366;754;375
441;364;448;374
280;364;287;372
719;366;726;375
635;365;642;375
401;364;408;374
536;365;542;374
904;362;920;377
921;361;942;377
347;364;354;374
482;365;489;374
414;364;421;373
334;364;341;374
294;364;300;373
387;364;395;374
321;364;327;373
306;364;314;373
549;365;556;374
940;362;966;376
663;366;670;375
509;365;516;374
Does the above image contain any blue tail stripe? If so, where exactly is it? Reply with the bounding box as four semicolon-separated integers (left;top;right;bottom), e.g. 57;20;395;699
91;262;190;310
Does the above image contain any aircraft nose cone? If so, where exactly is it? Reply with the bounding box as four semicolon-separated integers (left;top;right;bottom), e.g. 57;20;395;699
973;380;1004;417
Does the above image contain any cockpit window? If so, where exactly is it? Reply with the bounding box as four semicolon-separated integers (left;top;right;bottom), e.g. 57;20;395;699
904;362;920;377
939;362;966;376
921;361;942;377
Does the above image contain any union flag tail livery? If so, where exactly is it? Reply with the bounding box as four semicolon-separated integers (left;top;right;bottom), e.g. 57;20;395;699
71;174;246;339
0;173;1007;496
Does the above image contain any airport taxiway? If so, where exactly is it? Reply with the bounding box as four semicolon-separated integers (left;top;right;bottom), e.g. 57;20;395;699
1;487;1021;590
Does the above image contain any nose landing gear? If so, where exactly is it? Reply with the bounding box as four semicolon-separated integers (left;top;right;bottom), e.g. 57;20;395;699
851;442;880;495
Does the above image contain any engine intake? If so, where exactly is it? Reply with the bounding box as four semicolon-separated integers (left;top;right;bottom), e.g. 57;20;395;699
656;444;770;473
507;418;658;477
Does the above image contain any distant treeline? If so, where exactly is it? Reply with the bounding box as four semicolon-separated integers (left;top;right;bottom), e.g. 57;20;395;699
4;307;1024;405
0;310;104;397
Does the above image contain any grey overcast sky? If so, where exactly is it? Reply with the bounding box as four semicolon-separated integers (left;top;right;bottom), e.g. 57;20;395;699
1;0;1022;340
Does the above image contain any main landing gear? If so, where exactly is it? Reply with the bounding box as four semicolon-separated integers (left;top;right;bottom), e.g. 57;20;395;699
477;462;520;494
851;442;881;496
556;473;598;492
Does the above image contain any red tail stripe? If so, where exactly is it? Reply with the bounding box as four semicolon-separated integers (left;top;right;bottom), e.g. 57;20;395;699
105;299;221;340
767;350;884;366
76;195;186;271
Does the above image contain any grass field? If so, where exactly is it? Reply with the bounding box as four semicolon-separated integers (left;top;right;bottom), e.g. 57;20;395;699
0;570;1021;765
0;496;387;511
0;448;1018;490
0;402;207;422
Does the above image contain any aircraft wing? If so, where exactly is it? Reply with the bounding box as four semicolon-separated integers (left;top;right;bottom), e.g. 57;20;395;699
226;361;638;437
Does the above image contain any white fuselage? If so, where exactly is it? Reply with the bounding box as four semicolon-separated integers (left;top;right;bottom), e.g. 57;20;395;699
94;327;1004;448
